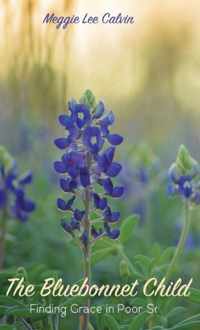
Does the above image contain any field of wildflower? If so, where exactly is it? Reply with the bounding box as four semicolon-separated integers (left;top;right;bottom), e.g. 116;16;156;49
0;1;200;330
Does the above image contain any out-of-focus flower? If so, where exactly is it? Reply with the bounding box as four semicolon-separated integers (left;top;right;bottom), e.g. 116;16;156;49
0;146;35;222
54;90;124;242
119;143;160;222
168;145;200;205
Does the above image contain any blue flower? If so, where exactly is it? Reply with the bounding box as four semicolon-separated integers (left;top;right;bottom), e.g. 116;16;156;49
80;167;90;187
168;149;200;205
101;178;124;197
71;104;91;129
54;91;124;242
58;114;74;129
168;174;194;200
103;206;120;223
100;111;115;136
57;196;75;211
54;137;71;150
93;193;107;210
83;126;104;154
92;101;105;119
104;222;120;239
60;178;77;192
0;147;35;222
74;209;85;221
91;226;103;239
61;219;73;234
107;134;123;146
54;160;68;173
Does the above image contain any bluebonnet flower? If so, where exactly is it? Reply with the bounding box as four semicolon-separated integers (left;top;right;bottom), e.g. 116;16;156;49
0;146;35;222
118;143;160;222
54;90;124;243
168;145;200;205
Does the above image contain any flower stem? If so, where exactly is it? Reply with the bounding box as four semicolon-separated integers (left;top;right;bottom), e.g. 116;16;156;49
80;153;92;330
166;201;191;280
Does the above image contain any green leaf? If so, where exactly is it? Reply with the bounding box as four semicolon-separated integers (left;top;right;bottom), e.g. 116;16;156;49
0;270;17;281
89;322;95;330
0;295;25;307
93;237;116;252
151;247;174;272
120;215;138;244
128;312;147;330
187;288;200;304
102;314;120;330
167;313;200;330
0;326;16;330
166;306;186;320
91;247;117;266
5;307;46;320
134;255;152;276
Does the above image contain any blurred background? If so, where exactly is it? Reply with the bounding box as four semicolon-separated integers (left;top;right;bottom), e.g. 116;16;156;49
1;0;200;156
0;0;200;293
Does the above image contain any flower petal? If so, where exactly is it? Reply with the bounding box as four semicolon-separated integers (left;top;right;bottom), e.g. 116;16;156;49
80;167;90;187
54;138;70;149
97;147;115;171
91;226;103;238
83;126;104;154
57;198;68;210
102;178;113;195
18;171;33;185
110;211;120;222
21;198;36;212
107;228;120;239
60;178;77;192
93;193;107;210
58;114;74;129
93;101;105;119
111;186;124;198
107;134;123;145
54;161;67;173
61;219;72;233
74;209;85;221
57;196;75;211
106;162;122;177
70;218;80;230
73;104;91;128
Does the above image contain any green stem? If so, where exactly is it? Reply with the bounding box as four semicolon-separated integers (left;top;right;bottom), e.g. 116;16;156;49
145;195;151;244
48;315;54;330
166;201;191;280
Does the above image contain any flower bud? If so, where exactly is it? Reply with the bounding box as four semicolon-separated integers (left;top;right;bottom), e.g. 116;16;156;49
0;145;14;172
176;145;198;174
80;89;96;110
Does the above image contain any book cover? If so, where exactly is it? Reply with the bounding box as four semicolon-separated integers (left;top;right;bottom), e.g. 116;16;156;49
0;1;199;329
